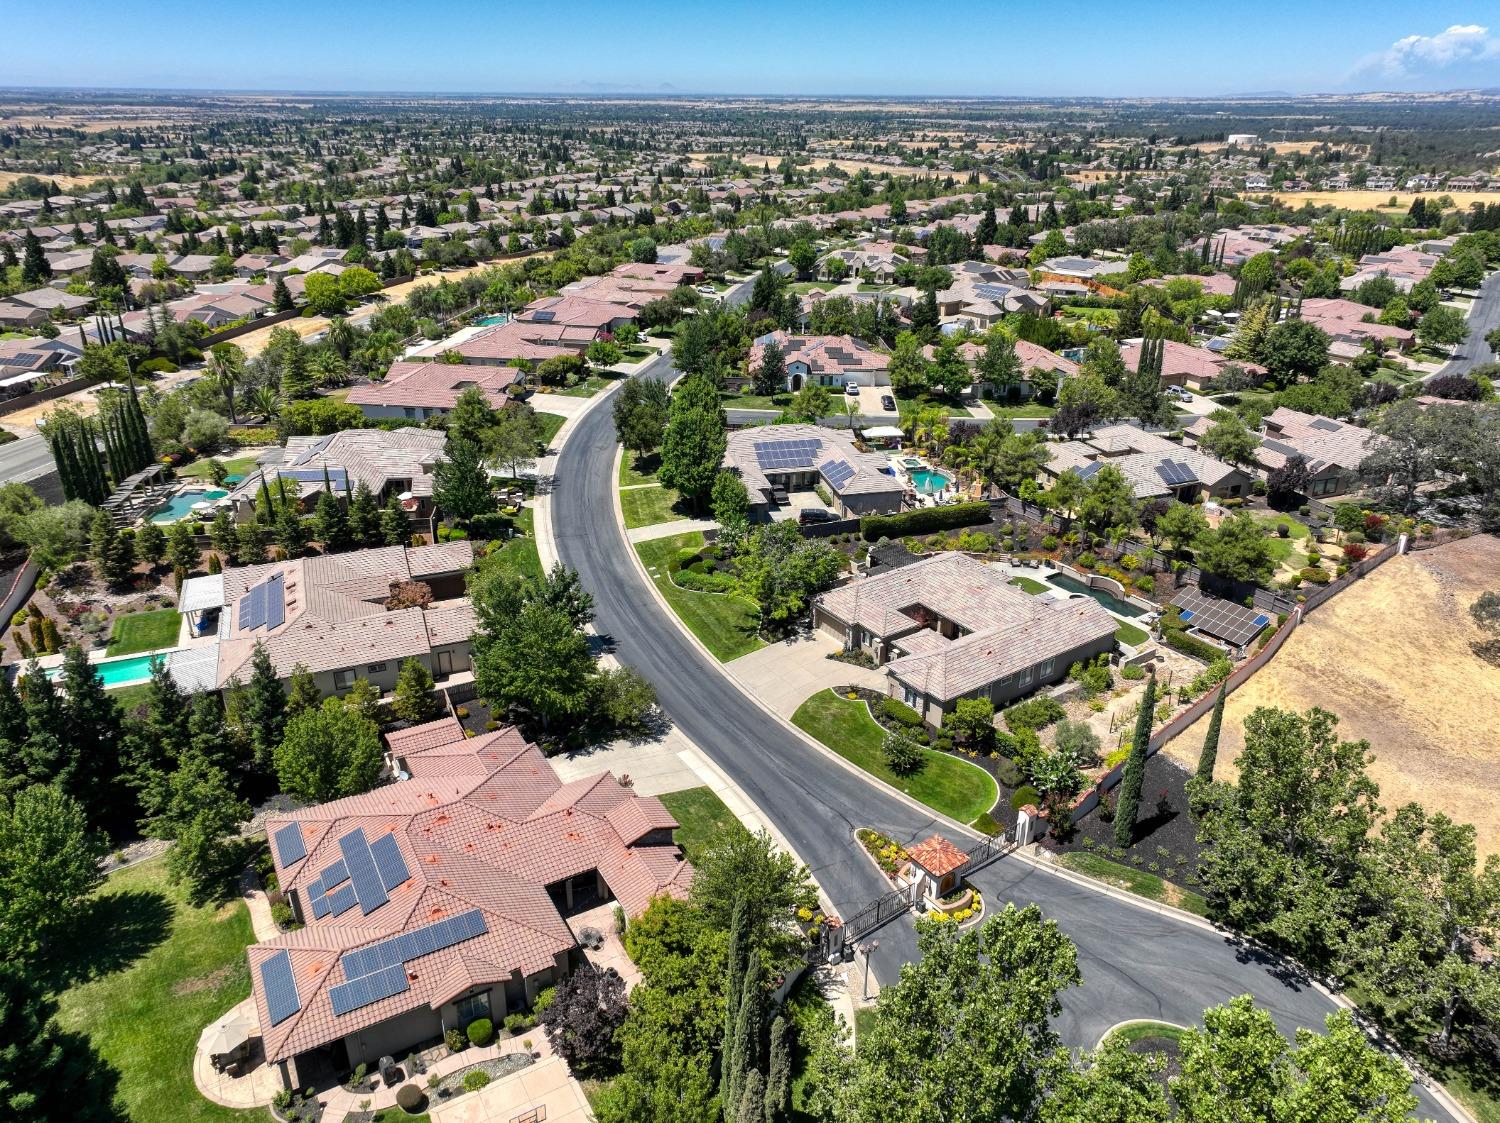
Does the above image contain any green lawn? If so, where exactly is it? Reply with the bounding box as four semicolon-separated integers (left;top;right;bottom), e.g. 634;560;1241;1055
534;411;566;449
1114;620;1150;647
1105;1021;1191;1048
1058;851;1209;917
108;681;156;713
107;608;181;655
178;455;259;482
1008;575;1051;595
659;787;741;863
896;395;971;418
621;484;690;529
484;506;542;580
791;690;997;825
556;374;621;398
52;856;260;1123
619;451;661;487
721;390;791;412
983;402;1055;419
635;532;764;662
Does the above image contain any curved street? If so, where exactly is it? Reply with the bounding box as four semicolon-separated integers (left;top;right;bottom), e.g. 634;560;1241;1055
550;352;1456;1120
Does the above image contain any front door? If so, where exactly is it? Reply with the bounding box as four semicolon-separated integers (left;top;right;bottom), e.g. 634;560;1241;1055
434;651;454;678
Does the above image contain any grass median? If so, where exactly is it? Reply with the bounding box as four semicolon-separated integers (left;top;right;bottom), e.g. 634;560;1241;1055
792;689;997;825
635;531;764;662
1057;851;1209;917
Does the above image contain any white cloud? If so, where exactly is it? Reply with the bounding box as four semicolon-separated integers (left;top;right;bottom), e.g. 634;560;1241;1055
1354;24;1500;79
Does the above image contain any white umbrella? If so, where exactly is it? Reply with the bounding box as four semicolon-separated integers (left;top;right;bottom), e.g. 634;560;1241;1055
198;1009;256;1057
191;501;215;513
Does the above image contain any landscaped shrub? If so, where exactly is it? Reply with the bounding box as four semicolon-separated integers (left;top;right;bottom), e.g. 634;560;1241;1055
878;697;925;729
1068;655;1112;699
1161;627;1223;662
463;1070;491;1092
882;732;925;776
1299;567;1330;584
972;812;1004;836
138;357;179;375
993;755;1023;787
674;568;736;592
466;1018;494;1047
270;900;296;929
1003;695;1065;733
861;501;990;541
396;1083;426;1114
1010;785;1041;810
1041;535;1058;550
1076;552;1097;569
1121;662;1146;680
445;1028;467;1052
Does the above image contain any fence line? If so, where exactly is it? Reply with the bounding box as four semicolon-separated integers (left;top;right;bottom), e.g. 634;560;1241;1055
0;557;39;636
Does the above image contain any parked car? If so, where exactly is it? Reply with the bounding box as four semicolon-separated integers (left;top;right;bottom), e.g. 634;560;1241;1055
880;394;896;411
771;486;790;506
799;508;839;524
845;380;860;396
696;284;717;295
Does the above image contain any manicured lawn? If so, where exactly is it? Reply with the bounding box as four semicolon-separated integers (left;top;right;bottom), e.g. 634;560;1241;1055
621;484;689;529
721;390;791;412
854;1004;879;1044
1105;1020;1191;1047
178;455;259;482
1114;620;1150;647
896;395;971;418
51;856;260;1123
485;506;541;580
534;411;566;449
984;402;1055;418
1008;575;1051;595
1058;851;1209;917
108;681;156;712
791;690;997;825
107;608;181;655
619;451;661;487
556;373;621;398
659;786;742;862
636;532;764;662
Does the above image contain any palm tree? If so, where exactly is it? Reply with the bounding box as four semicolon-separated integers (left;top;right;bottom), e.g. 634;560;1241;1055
326;316;357;360
248;384;280;423
205;345;244;423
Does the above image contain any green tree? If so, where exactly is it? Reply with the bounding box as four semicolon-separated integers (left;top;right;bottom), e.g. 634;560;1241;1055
166;519;199;572
971;425;1051;494
392;657;439;724
241;641;287;771
1197;684;1226;784
711;470;749;526
977;334;1023;399
1114;672;1155;847
1077;464;1136;541
0;961;127;1122
381;493;410;546
474;601;596;730
1198;411;1259;466
1416;304;1469;351
1157;501;1208;558
58;644;125;831
313;489;352;552
659;374;727;512
1038;1038;1169;1123
753;340;786;397
1196;511;1275;584
347;481;382;547
447;384;496;446
152;748;251;905
887;331;930;397
0;785;103;960
274;697;384;804
434;434;495;525
780;383;832;424
842;906;1080;1123
284;664;322;719
613;377;671;459
1261;319;1330;386
134;520;166;569
733;521;844;628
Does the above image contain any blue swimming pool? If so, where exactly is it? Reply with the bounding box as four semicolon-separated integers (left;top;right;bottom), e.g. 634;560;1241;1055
910;468;954;495
1047;572;1147;618
150;489;228;523
47;652;161;687
476;313;511;326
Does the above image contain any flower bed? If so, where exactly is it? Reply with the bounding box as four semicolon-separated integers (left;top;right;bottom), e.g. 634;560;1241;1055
855;827;909;877
926;882;984;926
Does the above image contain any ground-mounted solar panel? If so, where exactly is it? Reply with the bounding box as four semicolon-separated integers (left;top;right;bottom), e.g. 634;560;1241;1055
327;883;358;916
328;963;410;1016
338;829;389;915
260;950;300;1026
369;832;411;892
273;822;306;867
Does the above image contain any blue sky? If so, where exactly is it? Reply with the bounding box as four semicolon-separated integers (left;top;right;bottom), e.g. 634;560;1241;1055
5;1;1499;96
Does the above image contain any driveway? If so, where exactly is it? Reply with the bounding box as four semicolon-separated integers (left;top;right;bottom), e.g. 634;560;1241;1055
727;632;886;717
548;726;702;796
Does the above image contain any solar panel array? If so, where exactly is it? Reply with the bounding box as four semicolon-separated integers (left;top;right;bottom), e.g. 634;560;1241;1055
973;282;1015;301
820;459;856;490
265;573;286;631
328;963;410;1016
1309;418;1341;432
340;909;489;980
260;950;301;1026
273;823;306;867
1155;459;1198;487
327;883;359;916
1171;588;1272;647
338;828;389;916
1075;462;1105;481
369;832;411;892
753;439;820;471
277;468;349;489
239;581;267;631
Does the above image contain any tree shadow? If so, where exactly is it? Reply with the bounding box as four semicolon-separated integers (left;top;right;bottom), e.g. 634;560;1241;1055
1224;934;1314;992
35;888;173;992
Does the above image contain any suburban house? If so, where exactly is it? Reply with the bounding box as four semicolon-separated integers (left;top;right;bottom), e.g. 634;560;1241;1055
1119;337;1265;394
515;295;636;334
817;246;908;283
411;318;595;366
346;361;524;420
0;335;81;379
1043;422;1256;502
722;422;903;518
224;428;448;524
0;287;93;327
921;339;1076;400
750;331;890;390
179;541;478;696
814;553;1117;727
1254;407;1379;497
248;716;690;1088
1298;298;1414;353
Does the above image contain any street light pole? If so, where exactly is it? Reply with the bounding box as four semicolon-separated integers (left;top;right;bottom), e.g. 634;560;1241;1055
859;939;879;1001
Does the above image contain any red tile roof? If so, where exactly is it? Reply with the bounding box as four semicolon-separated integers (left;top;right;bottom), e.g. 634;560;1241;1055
907;834;969;877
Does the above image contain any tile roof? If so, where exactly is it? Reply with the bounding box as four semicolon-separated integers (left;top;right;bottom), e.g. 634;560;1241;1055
226;428;447;506
722;423;901;503
751;331;889;379
1046;423;1243;499
907;834;969;877
251;719;690;1063
346;361;522;411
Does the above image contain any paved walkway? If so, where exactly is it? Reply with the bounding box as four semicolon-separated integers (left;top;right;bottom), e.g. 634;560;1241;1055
431;1056;590;1123
727;632;886;717
624;516;715;543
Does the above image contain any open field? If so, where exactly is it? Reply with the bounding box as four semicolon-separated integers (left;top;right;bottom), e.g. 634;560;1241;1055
687;152;930;177
1271;189;1500;213
0;169;104;189
1163;535;1500;858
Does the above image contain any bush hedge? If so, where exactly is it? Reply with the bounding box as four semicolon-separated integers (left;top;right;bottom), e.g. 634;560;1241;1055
1010;785;1041;811
396;1084;426;1113
993;755;1022;787
878;697;925;729
1161;627;1224;662
466;1017;494;1047
861;501;991;542
1003;696;1065;733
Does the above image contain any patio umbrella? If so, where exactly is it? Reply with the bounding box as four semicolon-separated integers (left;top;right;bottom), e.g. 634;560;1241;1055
198;1009;256;1058
191;501;215;513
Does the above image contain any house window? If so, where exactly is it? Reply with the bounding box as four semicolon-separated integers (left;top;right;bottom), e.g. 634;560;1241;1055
403;408;416;419
1018;665;1034;687
333;669;355;691
998;672;1014;687
1039;658;1055;678
367;662;387;673
902;685;921;709
454;991;490;1026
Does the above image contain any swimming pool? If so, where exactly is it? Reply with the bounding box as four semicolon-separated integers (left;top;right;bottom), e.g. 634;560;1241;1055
909;468;954;495
1046;572;1147;618
150;488;228;523
476;313;511;326
47;652;161;687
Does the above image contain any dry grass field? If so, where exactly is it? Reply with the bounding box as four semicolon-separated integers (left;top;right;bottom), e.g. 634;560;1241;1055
1163;535;1500;858
1271;189;1499;212
0;169;102;190
688;152;926;177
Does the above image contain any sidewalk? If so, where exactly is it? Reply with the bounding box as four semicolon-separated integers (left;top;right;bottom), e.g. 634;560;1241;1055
624;516;715;543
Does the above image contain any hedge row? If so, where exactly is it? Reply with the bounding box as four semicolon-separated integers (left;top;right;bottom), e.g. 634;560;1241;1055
861;501;992;542
1161;626;1225;663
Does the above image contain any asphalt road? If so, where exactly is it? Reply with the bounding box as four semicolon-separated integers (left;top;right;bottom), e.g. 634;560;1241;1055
0;434;57;487
549;352;1457;1120
1427;271;1500;383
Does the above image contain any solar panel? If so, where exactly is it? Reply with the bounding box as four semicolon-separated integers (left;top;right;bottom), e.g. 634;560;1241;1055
338;828;389;915
1309;418;1341;431
1076;462;1104;481
265;572;286;631
821;459;856;490
327;883;359;916
369;832;411;892
1156;459;1197;487
338;909;489;981
319;860;348;893
1171;588;1266;647
328;963;410;1016
308;886;331;919
260;950;300;1026
273;823;306;867
239;583;265;632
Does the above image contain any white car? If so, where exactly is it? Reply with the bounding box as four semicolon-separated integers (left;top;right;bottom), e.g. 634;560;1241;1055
845;381;860;396
696;284;717;295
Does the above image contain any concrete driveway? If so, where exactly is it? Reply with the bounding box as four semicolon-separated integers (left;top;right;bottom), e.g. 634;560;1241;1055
727;631;887;717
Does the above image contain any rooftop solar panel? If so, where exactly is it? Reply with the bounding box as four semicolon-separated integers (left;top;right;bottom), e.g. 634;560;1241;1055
369;832;411;892
328;963;410;1016
319;859;348;893
821;459;856;490
1309;418;1341;431
327;883;358;916
260;950;301;1026
1076;462;1104;481
240;582;267;631
265;573;286;631
272;823;306;867
338;909;490;981
309;891;331;920
338;828;389;916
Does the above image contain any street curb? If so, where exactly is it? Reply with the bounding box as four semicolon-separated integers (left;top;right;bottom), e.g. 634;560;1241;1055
533;377;629;575
1093;1018;1189;1051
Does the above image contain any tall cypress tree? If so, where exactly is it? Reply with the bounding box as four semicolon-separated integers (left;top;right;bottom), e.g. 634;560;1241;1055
765;1015;791;1123
722;897;751;1120
725;954;764;1123
1196;684;1226;784
1114;671;1155;847
59;644;126;831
